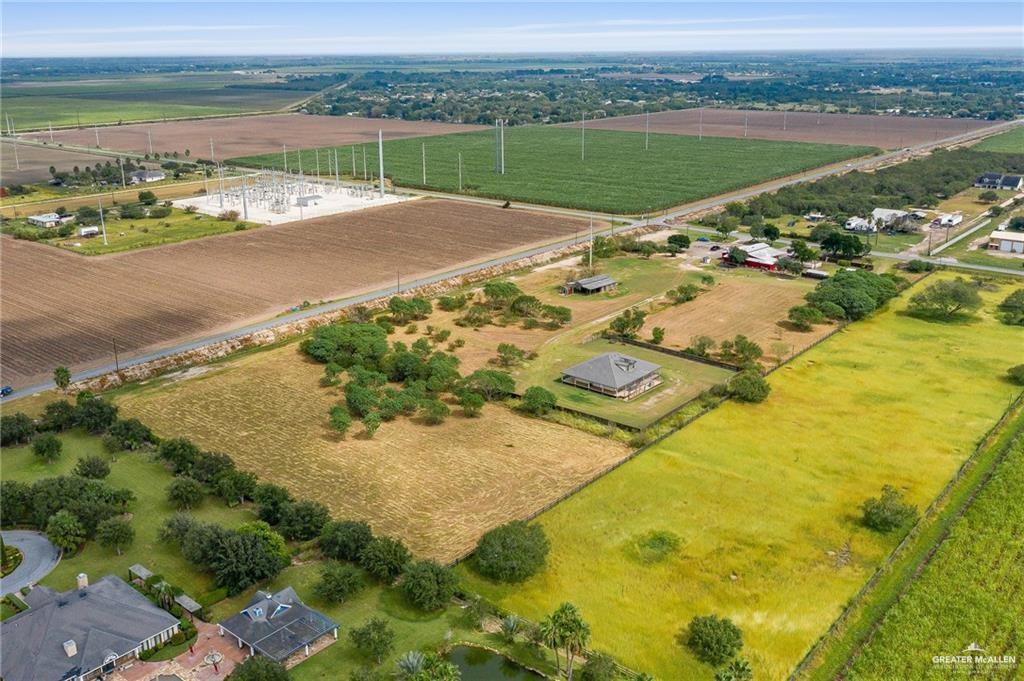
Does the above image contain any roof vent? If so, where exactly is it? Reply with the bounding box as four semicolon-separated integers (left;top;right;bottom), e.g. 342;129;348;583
613;357;637;372
63;640;78;658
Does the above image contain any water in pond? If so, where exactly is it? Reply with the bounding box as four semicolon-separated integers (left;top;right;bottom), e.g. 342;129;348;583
447;645;545;680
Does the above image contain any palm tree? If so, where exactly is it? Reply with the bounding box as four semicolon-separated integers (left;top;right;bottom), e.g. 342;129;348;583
396;650;426;679
538;615;563;676
552;603;590;681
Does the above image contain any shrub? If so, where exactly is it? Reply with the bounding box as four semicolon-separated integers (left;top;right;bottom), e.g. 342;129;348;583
279;500;331;541
685;614;744;666
904;259;935;273
33;434;63;463
787;304;825;331
321;520;374;561
997;289;1024;326
40;401;76;432
359;536;411;583
107;418;154;451
226;656;289;681
46;510;86;553
348;617;395;664
167;477;205;510
907;277;982;319
437;294;468;311
715;658;754;681
1008;364;1024;386
400;560;458;611
314;561;365;603
148;206;172;219
1;413;36;447
580;652;618;681
520;386;557;416
420;398;450;425
650;327;666;345
74;455;111;479
728;371;771;403
474;520;549;583
862;485;918;532
459;391;485;417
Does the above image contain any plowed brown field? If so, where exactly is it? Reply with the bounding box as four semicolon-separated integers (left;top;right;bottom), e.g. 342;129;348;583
572;108;997;149
23;114;485;159
0;199;594;387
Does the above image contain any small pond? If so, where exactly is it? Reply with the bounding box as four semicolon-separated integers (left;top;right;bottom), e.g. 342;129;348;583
447;645;545;680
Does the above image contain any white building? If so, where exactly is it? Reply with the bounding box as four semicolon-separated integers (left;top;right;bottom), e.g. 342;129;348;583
130;170;166;184
870;207;910;228
933;213;963;228
79;226;100;238
845;216;875;233
27;213;63;228
988;230;1024;254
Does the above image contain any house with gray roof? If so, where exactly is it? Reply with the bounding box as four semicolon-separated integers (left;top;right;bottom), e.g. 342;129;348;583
561;352;662;399
218;586;338;663
561;274;618;295
0;573;180;681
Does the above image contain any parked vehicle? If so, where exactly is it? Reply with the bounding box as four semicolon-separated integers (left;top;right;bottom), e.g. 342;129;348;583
0;386;13;398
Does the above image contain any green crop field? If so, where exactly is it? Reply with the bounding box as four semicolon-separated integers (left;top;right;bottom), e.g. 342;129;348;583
459;273;1024;680
0;73;301;129
842;427;1024;679
229;127;876;214
973;126;1024;153
2;430;254;596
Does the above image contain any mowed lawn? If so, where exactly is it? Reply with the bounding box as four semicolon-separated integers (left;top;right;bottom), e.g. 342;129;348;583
459;274;1024;680
972;126;1024;153
2;431;254;596
845;425;1024;680
229;127;875;214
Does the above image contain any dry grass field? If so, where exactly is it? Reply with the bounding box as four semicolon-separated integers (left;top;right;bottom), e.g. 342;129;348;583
573;108;998;149
23;113;485;159
117;344;629;562
0;200;595;387
641;271;834;364
1;141;116;185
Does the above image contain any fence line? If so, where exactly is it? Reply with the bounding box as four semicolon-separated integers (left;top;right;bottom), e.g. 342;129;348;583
789;390;1024;680
616;336;742;371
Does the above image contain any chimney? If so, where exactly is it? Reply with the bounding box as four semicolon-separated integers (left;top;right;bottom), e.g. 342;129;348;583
63;640;78;657
77;573;88;590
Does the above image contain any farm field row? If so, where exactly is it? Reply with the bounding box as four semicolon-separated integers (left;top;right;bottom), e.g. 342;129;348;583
1;141;118;186
0;72;306;129
845;427;1024;679
0;199;594;388
24;114;486;159
229;126;876;214
459;273;1024;680
573;108;1001;149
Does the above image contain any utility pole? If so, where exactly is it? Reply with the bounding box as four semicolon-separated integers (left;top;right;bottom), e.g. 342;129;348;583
147;129;153;156
98;197;108;246
351;146;356;177
363;146;368;181
241;176;249;220
421;142;426;184
218;165;225;208
48;122;54;143
744;112;749;138
588;216;594;269
119;158;126;188
377;129;385;198
112;339;120;372
283;144;288;174
699;108;704;141
95;127;100;147
500;120;505;174
11;139;19;170
645;110;650;151
315;148;320;181
335;148;340;184
209;137;215;164
458;152;463;191
581;112;586;161
783;111;788;131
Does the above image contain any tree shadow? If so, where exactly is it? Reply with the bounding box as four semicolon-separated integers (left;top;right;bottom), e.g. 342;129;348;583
898;309;980;326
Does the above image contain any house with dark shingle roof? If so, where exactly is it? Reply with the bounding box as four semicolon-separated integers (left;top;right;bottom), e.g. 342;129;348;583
561;352;662;399
218;587;338;663
0;574;180;681
561;274;618;295
975;173;1024;191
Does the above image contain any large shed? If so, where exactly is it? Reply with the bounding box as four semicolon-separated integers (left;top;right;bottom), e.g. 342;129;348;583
561;352;662;399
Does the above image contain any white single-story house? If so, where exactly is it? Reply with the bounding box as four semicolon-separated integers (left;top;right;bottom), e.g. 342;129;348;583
27;213;71;228
870;207;910;228
130;170;166;184
803;212;826;222
975;173;1024;191
844;216;875;233
988;229;1024;254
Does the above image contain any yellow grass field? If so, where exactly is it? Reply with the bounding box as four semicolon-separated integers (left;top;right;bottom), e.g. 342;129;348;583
116;344;629;562
460;273;1024;680
640;271;834;364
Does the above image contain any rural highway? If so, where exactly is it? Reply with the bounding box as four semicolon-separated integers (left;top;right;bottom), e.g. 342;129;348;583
4;118;1021;400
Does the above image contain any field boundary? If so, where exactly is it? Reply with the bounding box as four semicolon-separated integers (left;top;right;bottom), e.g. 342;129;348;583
791;389;1024;680
616;336;744;371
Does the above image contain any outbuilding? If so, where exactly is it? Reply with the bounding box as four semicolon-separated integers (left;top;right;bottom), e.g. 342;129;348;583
561;352;662;400
79;226;100;238
844;216;875;233
27;213;63;228
219;587;338;664
130;170;166;184
723;242;788;271
987;229;1024;254
561;274;619;295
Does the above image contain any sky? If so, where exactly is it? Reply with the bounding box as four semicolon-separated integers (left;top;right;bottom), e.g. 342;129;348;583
2;1;1022;58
